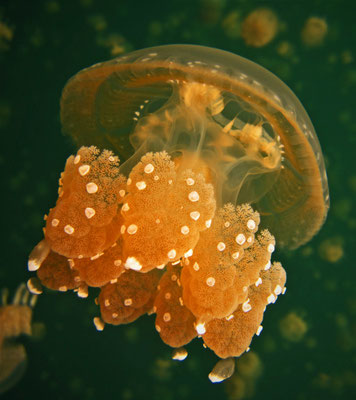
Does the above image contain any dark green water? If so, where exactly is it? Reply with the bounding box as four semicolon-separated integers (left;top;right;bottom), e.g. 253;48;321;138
1;0;356;399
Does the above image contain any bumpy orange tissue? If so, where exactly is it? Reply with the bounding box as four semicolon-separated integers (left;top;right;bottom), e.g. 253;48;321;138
181;204;261;323
154;264;197;348
121;151;216;272
30;146;286;365
99;268;161;325
203;262;286;358
45;146;126;259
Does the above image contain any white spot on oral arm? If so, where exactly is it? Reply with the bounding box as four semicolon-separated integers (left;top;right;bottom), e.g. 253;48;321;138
255;277;262;287
206;277;215;287
167;249;177;259
79;164;90;176
51;218;59;227
267;293;276;304
264;261;271;270
267;243;275;253
184;249;193;258
124;298;133;306
235;233;246;245
242;299;252;312
188;191;199;202
64;225;75;234
136;181;147;190
127;224;138;235
186;178;195;186
86;182;98;194
181;226;189;235
195;322;206;335
217;242;226;251
125;257;142;271
144;163;154;173
122;203;130;212
85;207;95;219
190;211;200;221
163;312;171;322
247;219;256;230
274;285;282;295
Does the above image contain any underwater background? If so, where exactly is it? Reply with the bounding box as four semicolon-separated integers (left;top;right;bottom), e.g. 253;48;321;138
1;0;355;399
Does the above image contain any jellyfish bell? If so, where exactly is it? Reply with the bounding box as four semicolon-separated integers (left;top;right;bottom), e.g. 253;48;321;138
60;44;329;249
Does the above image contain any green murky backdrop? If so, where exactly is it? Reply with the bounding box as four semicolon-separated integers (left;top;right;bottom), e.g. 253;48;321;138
1;0;355;399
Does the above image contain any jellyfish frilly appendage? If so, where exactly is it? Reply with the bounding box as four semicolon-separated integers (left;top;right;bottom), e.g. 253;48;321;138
28;44;328;382
29;144;286;381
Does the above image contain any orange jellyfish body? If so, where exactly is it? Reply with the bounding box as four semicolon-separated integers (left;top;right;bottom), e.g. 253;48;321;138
28;45;329;380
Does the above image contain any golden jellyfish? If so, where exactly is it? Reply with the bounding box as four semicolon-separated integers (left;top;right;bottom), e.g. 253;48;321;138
279;311;308;342
301;17;328;47
226;351;263;399
241;8;278;47
28;45;329;381
318;237;344;263
0;284;37;394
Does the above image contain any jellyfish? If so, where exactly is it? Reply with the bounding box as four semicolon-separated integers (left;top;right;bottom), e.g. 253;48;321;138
28;45;329;381
279;311;308;342
241;8;278;48
0;284;37;394
301;17;328;47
